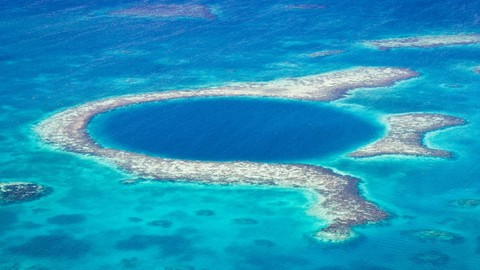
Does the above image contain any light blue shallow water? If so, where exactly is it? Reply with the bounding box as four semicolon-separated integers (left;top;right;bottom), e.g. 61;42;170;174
1;0;480;269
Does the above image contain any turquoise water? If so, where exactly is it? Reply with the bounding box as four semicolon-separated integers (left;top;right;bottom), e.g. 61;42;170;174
1;0;480;269
89;98;381;162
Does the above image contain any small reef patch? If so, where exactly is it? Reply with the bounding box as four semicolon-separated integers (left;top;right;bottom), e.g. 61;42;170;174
115;234;193;256
404;229;464;244
164;266;195;270
307;50;345;58
110;4;216;19
128;217;143;223
0;209;18;228
477;237;480;254
448;199;480;209
119;257;140;269
232;218;259;225
410;250;450;267
195;209;215;216
253;239;276;247
0;182;52;205
285;4;326;10
8;234;91;259
147;220;173;228
365;34;480;50
47;214;87;225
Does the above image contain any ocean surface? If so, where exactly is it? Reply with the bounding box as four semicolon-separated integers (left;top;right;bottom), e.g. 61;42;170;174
1;0;480;269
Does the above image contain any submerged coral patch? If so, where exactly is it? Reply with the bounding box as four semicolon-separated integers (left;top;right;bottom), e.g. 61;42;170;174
0;209;18;228
410;250;450;267
147;220;173;228
285;4;326;10
0;182;52;205
253;239;276;247
47;214;87;225
8;234;90;259
115;234;193;256
110;4;215;19
307;50;345;58
448;199;480;209
365;34;480;50
232;218;259;225
405;229;464;244
128;217;143;223
195;209;216;216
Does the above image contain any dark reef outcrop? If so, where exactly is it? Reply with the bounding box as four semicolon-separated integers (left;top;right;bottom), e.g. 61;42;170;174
0;182;52;205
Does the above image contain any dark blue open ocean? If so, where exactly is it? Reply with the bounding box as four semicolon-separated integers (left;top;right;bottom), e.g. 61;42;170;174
1;0;479;269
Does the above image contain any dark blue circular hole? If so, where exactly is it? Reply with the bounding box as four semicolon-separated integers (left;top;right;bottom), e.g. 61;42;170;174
89;97;381;162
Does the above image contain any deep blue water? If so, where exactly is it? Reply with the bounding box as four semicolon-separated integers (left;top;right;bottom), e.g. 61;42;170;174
1;0;480;269
89;98;380;162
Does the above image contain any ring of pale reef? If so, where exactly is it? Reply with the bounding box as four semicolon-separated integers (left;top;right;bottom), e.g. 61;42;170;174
34;67;465;242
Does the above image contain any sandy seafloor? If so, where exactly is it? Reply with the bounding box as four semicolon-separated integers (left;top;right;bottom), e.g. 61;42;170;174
1;0;480;269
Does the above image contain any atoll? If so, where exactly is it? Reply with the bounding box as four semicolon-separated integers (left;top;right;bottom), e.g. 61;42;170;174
34;67;418;242
0;182;52;205
365;34;480;50
110;4;215;19
350;113;465;158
